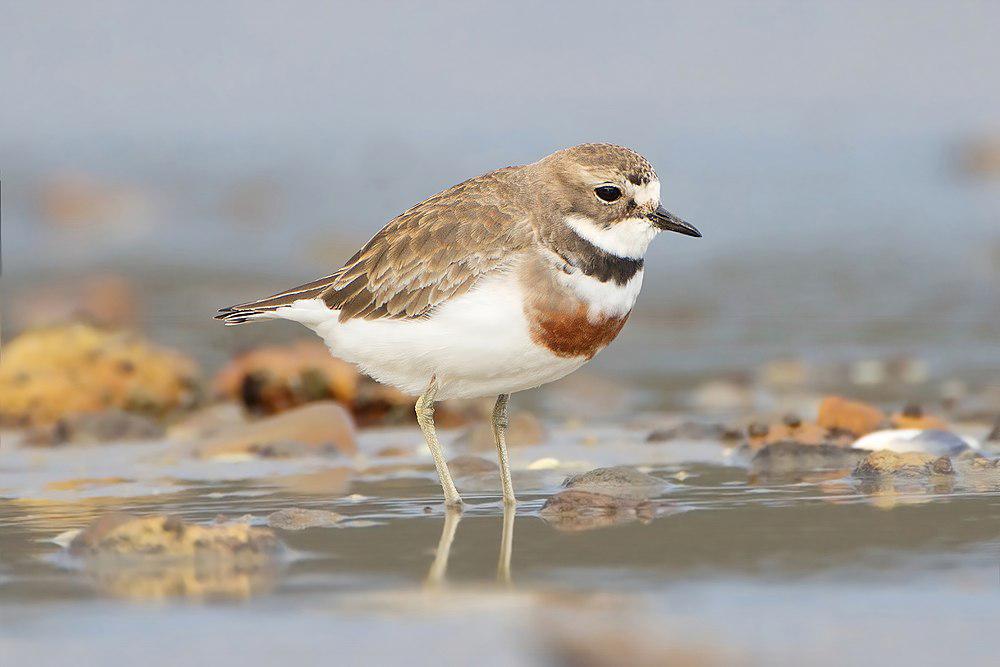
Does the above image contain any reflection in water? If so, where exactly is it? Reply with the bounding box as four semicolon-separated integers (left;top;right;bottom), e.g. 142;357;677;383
425;507;461;586
425;505;516;587
85;558;281;601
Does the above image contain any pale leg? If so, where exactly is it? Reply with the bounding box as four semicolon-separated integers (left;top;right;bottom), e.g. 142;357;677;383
491;393;517;506
415;375;462;508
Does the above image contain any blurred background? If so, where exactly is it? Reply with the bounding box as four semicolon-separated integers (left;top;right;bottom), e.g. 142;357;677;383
4;0;998;394
3;3;1000;666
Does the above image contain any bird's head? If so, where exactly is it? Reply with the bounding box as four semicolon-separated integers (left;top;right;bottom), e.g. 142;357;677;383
534;143;700;259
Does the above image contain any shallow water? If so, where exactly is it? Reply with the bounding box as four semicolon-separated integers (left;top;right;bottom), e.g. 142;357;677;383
1;425;998;666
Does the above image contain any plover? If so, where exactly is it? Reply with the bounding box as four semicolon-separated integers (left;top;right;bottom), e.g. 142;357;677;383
217;144;700;508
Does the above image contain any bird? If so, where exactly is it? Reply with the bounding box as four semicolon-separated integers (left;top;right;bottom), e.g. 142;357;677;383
216;143;700;509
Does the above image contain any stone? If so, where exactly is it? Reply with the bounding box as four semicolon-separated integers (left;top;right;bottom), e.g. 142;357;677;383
890;403;949;430
0;323;200;426
213;341;359;416
745;418;839;449
750;442;867;477
646;421;741;443
167;402;246;441
69;513;281;560
24;409;164;446
562;466;665;500
452;411;547;451
853;450;955;478
194;401;357;459
540;490;655;532
267;508;343;530
447;455;499;476
817;396;887;436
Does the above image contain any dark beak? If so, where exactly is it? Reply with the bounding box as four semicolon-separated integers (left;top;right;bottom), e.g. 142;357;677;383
648;205;701;237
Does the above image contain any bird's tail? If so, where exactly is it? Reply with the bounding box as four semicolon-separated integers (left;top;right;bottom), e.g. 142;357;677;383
215;270;346;326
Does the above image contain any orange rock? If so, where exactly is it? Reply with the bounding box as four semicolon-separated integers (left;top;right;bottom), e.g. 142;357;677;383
213;341;358;415
817;396;887;437
890;403;949;430
0;323;199;426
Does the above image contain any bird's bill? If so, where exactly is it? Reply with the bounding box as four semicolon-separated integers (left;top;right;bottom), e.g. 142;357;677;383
648;205;701;237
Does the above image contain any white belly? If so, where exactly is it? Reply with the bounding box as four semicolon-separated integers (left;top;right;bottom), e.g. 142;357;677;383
270;272;589;399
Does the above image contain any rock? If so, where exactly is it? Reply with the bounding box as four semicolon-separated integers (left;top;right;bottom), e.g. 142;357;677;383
266;467;354;495
447;455;499;476
957;454;1000;471
890;403;949;430
67;513;281;600
9;273;140;331
452;411;547;451
167;402;246;441
852;429;976;456
213;341;359;416
853;451;954;478
23;409;164;446
540;490;655;532
267;508;343;530
0;323;200;427
817;396;887;437
750;442;867;477
646;421;741;443
745;417;840;449
69;513;281;559
562;466;665;500
194;401;357;459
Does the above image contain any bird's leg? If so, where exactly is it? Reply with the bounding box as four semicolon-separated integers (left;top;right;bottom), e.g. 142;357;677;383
496;501;515;585
416;376;462;508
426;505;462;586
491;393;516;506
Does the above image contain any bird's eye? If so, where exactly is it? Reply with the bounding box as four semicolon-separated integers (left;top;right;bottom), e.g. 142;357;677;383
594;185;622;203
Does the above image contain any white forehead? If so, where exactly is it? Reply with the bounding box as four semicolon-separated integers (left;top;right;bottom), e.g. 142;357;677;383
632;179;660;207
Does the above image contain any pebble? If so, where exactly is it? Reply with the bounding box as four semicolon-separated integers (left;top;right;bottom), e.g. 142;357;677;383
69;513;281;560
853;451;955;478
562;466;665;500
24;409;164;446
267;508;344;530
750;441;867;477
194;401;357;459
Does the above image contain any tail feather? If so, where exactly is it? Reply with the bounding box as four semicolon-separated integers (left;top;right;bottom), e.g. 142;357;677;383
215;270;345;326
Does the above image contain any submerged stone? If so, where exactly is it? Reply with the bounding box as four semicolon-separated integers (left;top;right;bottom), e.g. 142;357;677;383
562;466;665;500
853;450;955;478
750;441;867;477
69;513;282;560
267;508;344;530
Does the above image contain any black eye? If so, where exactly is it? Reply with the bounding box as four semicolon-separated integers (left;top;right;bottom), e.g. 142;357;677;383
594;185;622;203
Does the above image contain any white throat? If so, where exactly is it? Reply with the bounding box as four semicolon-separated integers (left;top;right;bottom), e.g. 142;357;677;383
564;214;658;260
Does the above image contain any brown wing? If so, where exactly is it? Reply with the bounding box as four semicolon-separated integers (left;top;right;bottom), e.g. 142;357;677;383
217;167;534;324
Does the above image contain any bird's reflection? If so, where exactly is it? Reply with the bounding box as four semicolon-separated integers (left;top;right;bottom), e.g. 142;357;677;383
425;503;515;586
